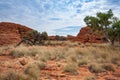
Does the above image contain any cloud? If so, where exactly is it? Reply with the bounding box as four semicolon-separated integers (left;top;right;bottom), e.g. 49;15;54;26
49;18;62;21
54;26;81;36
0;0;120;36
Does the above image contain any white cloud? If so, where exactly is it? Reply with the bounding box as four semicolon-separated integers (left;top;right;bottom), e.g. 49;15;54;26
0;0;120;36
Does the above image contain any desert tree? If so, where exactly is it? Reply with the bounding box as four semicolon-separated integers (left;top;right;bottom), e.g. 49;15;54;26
84;16;100;32
16;30;48;46
84;9;114;43
96;9;113;42
112;20;120;45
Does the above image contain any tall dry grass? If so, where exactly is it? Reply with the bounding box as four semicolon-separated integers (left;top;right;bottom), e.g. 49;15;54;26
2;41;120;74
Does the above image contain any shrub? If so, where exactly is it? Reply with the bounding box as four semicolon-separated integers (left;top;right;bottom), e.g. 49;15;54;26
78;59;88;66
35;61;46;70
9;46;29;57
24;63;40;80
10;50;25;58
63;63;78;75
0;46;10;55
88;63;105;73
0;70;30;80
102;64;115;72
84;76;96;80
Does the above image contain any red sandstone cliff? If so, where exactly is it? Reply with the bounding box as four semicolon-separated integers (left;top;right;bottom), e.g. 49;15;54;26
0;22;32;46
75;27;105;43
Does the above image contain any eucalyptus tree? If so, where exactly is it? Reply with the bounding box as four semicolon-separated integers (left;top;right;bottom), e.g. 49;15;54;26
84;16;100;32
84;9;114;43
112;20;120;44
96;9;113;42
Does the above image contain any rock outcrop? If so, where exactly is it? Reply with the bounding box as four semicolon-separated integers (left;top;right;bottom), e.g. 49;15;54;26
75;27;105;43
0;22;32;46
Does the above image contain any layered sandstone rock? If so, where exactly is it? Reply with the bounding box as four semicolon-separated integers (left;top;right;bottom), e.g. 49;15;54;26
0;22;32;46
75;27;105;43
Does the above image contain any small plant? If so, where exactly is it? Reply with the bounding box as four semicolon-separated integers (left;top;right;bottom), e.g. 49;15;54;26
0;70;30;80
10;50;25;57
24;63;40;80
0;46;10;55
63;63;78;75
84;76;96;80
35;61;46;70
88;63;105;73
78;59;88;66
9;46;29;57
102;64;115;72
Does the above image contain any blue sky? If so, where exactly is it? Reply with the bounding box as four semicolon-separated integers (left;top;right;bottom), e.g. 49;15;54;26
0;0;120;36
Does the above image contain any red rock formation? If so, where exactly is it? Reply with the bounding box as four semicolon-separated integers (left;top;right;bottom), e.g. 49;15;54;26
75;27;105;43
67;35;75;41
48;36;56;40
0;22;32;46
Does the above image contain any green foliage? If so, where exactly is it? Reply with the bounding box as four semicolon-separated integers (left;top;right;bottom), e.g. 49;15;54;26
21;30;48;45
108;20;120;45
41;31;48;40
55;35;66;41
84;16;100;32
84;9;120;45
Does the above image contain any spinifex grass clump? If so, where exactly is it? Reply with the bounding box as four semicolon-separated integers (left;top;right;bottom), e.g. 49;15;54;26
63;63;78;75
24;63;40;80
102;63;115;72
0;70;30;80
88;63;105;73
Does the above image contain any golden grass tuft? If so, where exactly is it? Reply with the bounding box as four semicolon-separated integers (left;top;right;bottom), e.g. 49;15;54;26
0;70;30;80
63;63;78;75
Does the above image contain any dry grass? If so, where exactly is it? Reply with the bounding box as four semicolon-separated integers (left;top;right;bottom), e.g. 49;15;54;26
8;42;120;63
24;62;40;80
0;45;12;55
88;63;105;73
84;76;96;80
0;70;30;80
63;63;78;75
1;41;120;76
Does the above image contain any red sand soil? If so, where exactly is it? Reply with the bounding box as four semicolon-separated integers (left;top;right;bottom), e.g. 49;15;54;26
0;22;32;46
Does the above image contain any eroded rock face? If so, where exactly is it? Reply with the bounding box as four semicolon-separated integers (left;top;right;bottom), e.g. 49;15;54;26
0;22;32;46
75;27;105;43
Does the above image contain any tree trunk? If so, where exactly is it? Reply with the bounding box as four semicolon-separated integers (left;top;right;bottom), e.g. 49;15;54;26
111;38;115;46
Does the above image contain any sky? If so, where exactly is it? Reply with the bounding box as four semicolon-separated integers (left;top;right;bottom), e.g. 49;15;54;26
0;0;120;36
